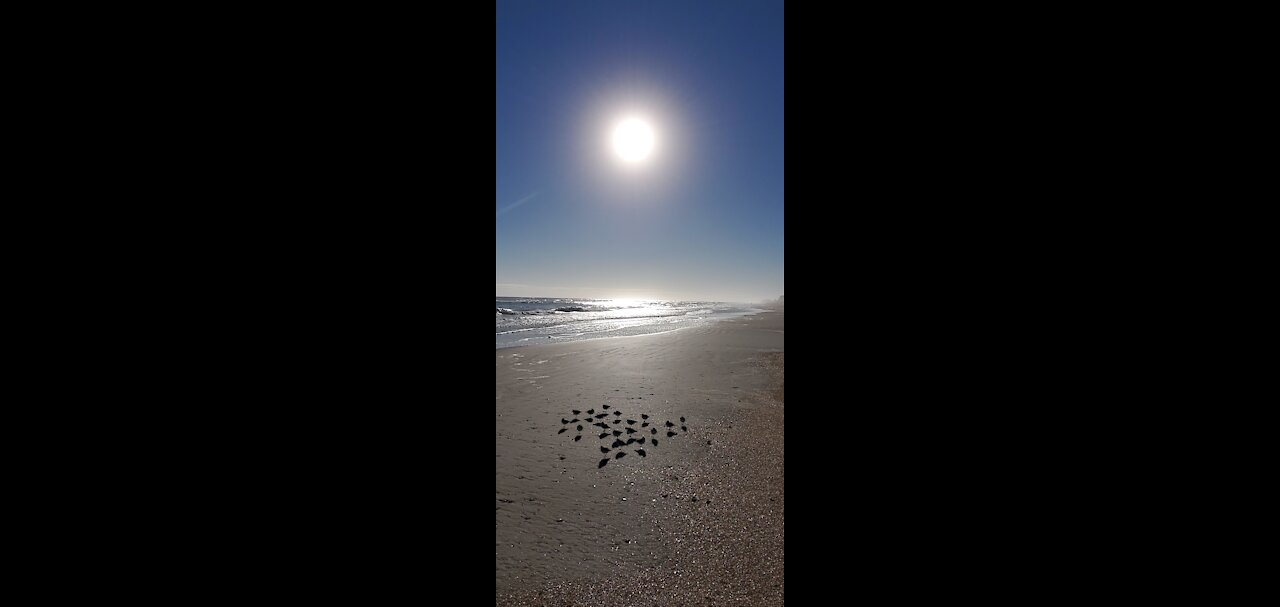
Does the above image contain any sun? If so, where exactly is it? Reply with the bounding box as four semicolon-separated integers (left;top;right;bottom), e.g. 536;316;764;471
612;117;655;163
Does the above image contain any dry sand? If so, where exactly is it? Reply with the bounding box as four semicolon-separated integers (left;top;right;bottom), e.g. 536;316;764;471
496;308;784;605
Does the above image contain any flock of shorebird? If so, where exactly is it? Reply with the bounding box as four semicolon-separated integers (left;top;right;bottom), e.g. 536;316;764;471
557;404;688;468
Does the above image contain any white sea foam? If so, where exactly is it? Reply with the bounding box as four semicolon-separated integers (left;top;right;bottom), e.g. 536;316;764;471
495;297;765;348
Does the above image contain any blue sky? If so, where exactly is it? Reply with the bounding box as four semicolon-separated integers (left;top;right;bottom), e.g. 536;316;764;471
496;0;783;303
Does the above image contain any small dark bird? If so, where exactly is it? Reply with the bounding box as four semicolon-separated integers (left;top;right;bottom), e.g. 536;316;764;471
598;459;609;468
667;431;677;437
641;414;649;420
626;438;635;445
680;417;686;422
601;446;610;453
595;422;608;428
626;428;637;434
570;418;579;423
603;404;610;409
574;435;582;441
599;432;610;439
637;437;646;445
558;428;567;434
614;411;622;416
577;425;583;431
612;419;621;424
627;419;637;425
636;449;647;457
612;439;625;448
665;421;674;427
615;451;626;459
596;413;608;419
642;422;649;427
651;428;657;434
587;409;595;414
559;455;565;460
651;439;659;447
561;418;569;424
613;430;622;436
681;426;687;432
572;410;580;415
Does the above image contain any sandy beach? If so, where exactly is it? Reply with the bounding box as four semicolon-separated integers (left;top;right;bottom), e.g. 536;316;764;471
496;308;784;605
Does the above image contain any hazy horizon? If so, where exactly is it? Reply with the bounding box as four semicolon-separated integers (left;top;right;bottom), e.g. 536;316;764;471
496;0;783;304
495;289;779;305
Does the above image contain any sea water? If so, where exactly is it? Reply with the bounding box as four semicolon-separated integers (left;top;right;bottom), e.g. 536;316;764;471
496;298;765;348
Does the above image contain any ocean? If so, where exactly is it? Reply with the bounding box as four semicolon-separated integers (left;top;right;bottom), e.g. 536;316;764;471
496;297;766;348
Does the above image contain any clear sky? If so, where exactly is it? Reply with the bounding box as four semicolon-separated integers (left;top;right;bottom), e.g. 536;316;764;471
496;0;783;304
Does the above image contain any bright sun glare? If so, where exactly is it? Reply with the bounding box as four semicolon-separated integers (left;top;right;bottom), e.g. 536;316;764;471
612;118;655;163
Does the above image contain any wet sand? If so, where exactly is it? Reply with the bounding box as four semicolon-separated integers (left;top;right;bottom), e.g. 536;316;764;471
496;308;784;605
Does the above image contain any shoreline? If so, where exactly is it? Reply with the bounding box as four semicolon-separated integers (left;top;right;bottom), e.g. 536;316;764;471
497;324;695;350
496;308;784;605
494;306;778;348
